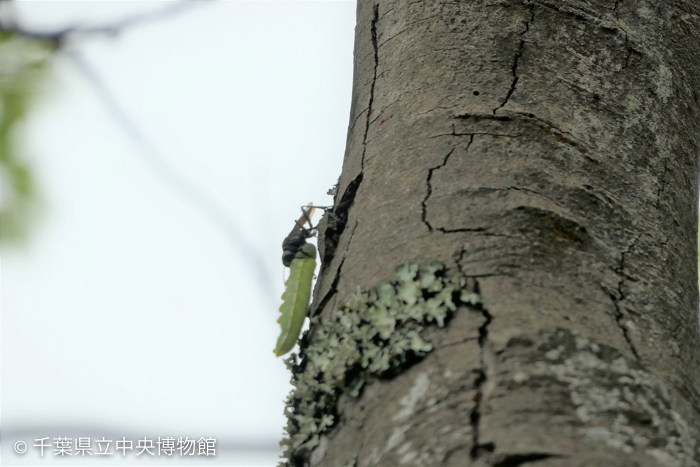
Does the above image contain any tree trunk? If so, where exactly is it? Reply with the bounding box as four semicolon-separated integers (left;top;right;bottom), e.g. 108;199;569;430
282;1;700;466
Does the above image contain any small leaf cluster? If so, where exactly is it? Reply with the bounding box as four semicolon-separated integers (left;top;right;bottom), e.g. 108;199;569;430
280;262;480;466
0;31;54;244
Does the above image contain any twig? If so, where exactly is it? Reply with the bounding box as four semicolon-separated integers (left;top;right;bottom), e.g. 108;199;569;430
0;0;210;45
67;50;276;304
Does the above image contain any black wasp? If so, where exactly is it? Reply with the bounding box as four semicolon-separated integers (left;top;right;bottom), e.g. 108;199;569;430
281;203;318;267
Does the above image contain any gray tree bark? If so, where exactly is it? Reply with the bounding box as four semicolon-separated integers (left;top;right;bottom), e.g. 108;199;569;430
284;1;700;466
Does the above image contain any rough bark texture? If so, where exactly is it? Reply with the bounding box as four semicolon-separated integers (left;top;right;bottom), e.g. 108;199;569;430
299;1;700;466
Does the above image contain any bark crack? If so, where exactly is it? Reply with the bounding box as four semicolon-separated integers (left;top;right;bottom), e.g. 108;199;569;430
493;3;534;114
361;3;380;171
608;232;643;360
314;258;345;320
348;106;369;135
494;452;566;466
422;146;460;232
492;40;524;114
654;159;669;210
451;111;583;147
314;221;358;318
438;226;487;234
456;247;468;276
317;3;379;313
455;113;513;122
326;2;377;268
422;135;475;232
515;111;583;143
452;131;521;138
322;175;363;268
455;255;498;459
470;278;496;460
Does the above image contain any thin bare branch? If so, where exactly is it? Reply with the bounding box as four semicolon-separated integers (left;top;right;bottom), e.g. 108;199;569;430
67;50;276;306
0;0;211;45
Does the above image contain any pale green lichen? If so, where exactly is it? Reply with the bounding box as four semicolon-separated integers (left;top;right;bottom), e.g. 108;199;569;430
279;262;480;467
514;329;699;467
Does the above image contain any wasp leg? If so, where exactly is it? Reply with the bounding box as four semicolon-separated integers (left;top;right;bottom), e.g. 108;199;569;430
299;206;315;227
294;219;313;233
301;205;332;211
298;205;332;231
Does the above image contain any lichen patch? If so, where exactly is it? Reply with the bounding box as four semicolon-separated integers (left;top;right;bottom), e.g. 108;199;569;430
393;372;431;422
280;262;481;466
511;329;699;467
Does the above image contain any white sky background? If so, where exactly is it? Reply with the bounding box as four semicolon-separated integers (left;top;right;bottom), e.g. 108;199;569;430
1;1;356;465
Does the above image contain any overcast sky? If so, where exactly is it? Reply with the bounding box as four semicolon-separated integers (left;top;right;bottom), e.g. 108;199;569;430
1;1;356;465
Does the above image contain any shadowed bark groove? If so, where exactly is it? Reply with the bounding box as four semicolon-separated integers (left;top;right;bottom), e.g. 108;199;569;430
469;280;495;461
362;3;380;171
290;0;700;465
493;452;565;467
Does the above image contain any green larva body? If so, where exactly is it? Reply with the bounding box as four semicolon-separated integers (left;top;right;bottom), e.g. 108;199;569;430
274;243;317;356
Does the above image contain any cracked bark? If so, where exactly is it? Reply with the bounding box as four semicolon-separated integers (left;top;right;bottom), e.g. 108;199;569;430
469;280;495;461
298;0;700;466
493;3;533;115
423;145;460;232
362;3;380;172
492;453;565;467
607;231;644;360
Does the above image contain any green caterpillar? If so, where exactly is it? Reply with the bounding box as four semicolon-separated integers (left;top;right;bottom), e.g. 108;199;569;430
274;242;317;356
